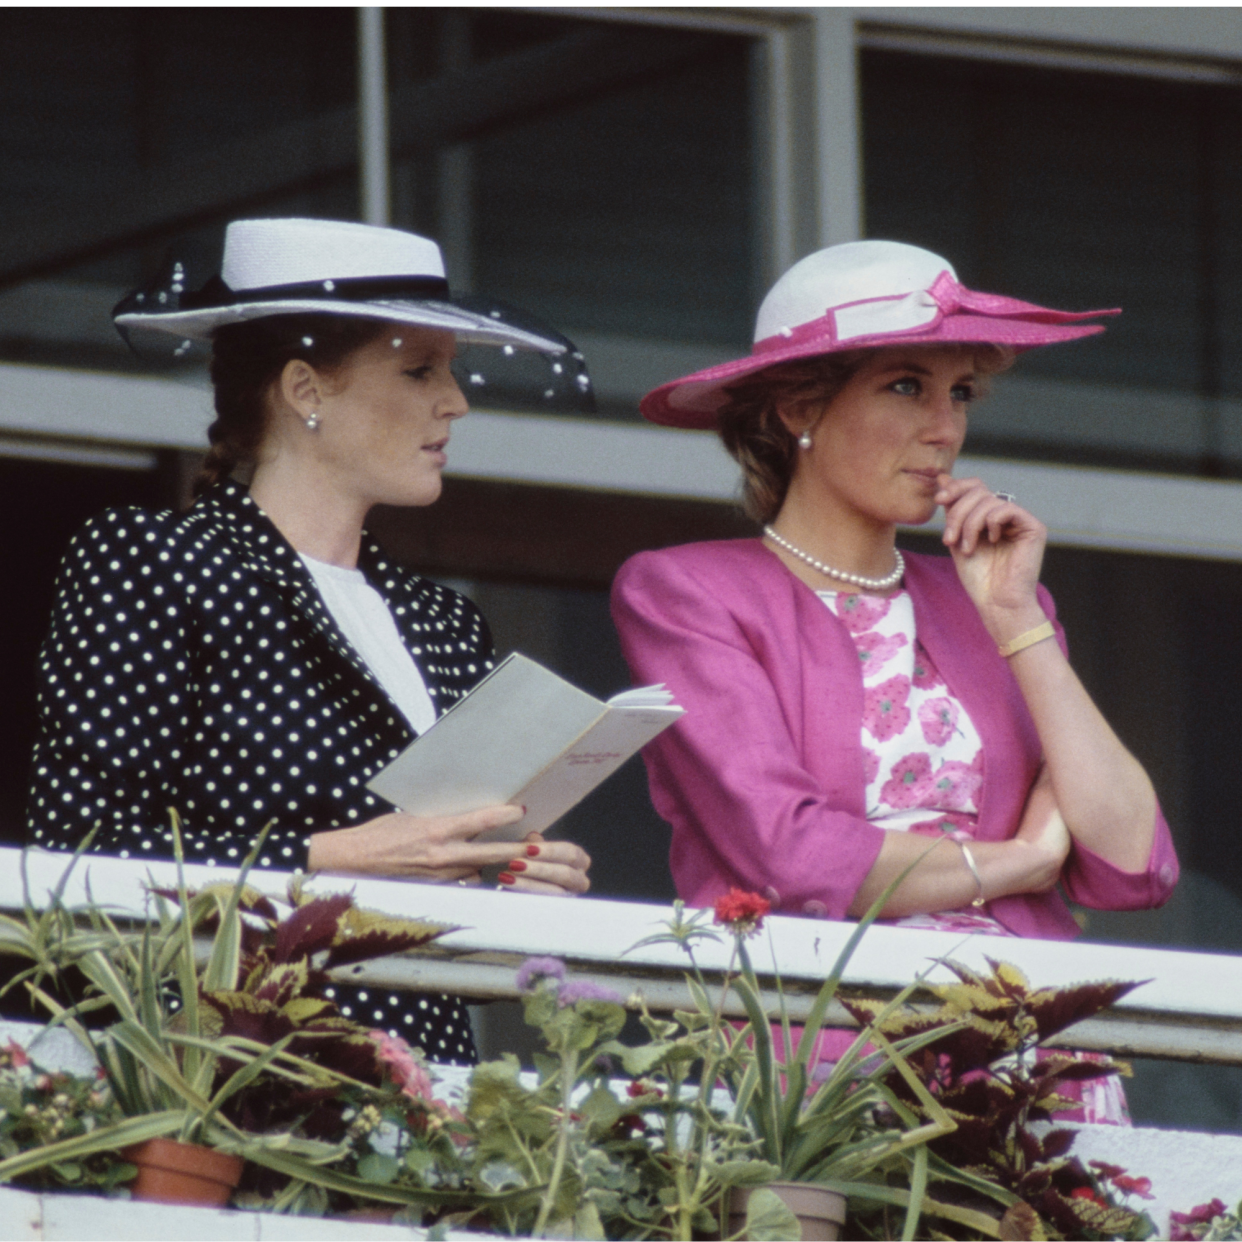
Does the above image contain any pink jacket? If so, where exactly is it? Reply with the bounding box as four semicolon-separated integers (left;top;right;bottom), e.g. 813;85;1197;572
611;539;1178;939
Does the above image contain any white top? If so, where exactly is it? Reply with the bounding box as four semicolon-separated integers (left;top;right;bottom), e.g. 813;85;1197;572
299;554;438;736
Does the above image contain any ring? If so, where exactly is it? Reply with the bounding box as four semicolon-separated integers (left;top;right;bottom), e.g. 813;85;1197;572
457;879;469;887
994;491;1016;503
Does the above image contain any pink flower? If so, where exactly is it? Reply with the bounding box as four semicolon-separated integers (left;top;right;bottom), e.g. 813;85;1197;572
880;753;933;808
863;676;911;742
918;697;959;745
854;631;907;677
931;753;984;810
862;748;881;785
834;593;892;634
3;1040;29;1069
369;1030;436;1103
911;642;944;690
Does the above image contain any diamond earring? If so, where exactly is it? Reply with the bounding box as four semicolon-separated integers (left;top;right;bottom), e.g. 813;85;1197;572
798;429;813;450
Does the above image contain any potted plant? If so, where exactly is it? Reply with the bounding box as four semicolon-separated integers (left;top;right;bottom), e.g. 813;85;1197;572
612;890;988;1242
0;817;461;1208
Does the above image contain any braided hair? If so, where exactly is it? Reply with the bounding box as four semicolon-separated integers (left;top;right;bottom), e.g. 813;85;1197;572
195;313;389;498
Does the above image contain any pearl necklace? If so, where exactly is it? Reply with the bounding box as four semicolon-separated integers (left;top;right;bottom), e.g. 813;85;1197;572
763;525;905;592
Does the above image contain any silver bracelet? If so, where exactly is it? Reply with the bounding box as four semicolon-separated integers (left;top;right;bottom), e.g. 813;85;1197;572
954;839;987;908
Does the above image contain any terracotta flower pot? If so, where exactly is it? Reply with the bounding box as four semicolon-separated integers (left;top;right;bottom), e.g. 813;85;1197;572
121;1137;244;1207
728;1181;847;1241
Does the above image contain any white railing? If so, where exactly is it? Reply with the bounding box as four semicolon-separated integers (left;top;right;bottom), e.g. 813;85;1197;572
4;846;1242;1066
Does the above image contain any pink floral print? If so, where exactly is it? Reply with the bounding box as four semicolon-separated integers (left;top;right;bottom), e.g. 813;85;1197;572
929;752;985;811
881;752;933;807
908;811;976;838
862;748;880;785
863;675;911;742
835;592;892;634
855;630;908;675
918;697;959;745
911;642;944;690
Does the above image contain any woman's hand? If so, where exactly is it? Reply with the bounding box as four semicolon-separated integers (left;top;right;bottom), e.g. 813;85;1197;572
497;832;592;896
937;474;1048;639
307;807;592;895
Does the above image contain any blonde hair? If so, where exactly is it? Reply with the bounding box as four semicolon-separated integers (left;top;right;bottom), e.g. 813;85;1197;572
717;345;1014;524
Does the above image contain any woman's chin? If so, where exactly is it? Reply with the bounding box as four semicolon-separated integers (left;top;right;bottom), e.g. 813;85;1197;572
382;476;444;509
894;500;940;528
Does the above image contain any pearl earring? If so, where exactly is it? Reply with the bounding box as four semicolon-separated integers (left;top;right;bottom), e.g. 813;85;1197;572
306;411;321;432
798;429;813;450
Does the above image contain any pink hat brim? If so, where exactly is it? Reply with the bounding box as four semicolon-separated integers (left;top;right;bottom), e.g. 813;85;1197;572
640;314;1110;429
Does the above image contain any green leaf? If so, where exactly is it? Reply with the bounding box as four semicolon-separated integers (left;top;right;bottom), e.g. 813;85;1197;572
573;1200;606;1241
357;1152;400;1185
578;1084;622;1132
714;1159;782;1187
744;1187;802;1241
0;1111;184;1183
598;1039;671;1077
200;821;274;994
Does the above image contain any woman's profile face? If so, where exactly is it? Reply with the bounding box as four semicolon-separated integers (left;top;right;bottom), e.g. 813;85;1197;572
310;327;467;508
786;346;977;529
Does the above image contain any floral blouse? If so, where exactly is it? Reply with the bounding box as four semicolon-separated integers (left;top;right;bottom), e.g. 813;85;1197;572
819;588;1008;936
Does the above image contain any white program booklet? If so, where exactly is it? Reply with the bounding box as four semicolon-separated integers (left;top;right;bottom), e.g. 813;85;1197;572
366;652;685;841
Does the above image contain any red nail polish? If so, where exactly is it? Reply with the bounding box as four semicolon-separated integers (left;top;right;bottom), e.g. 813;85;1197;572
498;872;516;885
508;859;528;872
526;844;541;857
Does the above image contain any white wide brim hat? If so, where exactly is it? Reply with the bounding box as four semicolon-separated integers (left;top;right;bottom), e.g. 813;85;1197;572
113;217;566;354
641;240;1119;428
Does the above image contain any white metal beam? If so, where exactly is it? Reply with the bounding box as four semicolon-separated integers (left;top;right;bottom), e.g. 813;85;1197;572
5;361;1242;563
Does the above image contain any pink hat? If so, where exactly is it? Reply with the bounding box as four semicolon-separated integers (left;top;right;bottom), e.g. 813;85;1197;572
640;240;1119;428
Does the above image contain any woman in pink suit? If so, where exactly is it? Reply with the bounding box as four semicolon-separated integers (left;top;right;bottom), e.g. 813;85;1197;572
612;240;1176;972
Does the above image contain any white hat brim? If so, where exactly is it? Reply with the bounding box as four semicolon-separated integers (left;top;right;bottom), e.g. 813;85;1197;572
114;297;566;354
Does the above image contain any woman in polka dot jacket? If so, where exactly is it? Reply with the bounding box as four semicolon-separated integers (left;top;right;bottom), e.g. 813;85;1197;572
26;218;593;1063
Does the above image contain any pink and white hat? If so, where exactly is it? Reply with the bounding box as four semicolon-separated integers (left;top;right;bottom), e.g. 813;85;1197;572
640;240;1119;428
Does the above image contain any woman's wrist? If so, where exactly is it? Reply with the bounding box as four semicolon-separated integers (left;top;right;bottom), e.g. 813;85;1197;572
977;601;1049;648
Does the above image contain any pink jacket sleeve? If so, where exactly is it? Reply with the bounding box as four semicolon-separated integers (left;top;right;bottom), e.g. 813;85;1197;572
611;549;887;919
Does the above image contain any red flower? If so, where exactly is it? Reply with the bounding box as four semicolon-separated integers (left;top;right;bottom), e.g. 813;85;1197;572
713;889;771;936
1113;1174;1154;1200
1088;1160;1126;1180
3;1040;29;1069
627;1079;663;1098
1071;1187;1107;1206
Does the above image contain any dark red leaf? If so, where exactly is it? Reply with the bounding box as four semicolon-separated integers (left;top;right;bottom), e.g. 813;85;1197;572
1040;1128;1077;1159
273;895;353;963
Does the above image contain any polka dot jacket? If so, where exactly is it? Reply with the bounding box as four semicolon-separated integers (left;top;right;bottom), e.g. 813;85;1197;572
26;479;494;1063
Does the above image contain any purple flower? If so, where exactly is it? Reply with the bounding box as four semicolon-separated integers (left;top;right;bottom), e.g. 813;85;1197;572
558;979;623;1007
1170;1200;1228;1240
515;956;566;993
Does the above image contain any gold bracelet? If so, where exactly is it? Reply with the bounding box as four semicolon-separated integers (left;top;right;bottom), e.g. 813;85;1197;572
997;620;1055;658
953;839;987;907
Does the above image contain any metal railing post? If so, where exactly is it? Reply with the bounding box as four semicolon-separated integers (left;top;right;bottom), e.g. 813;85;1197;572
357;6;391;227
